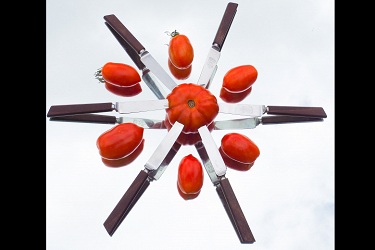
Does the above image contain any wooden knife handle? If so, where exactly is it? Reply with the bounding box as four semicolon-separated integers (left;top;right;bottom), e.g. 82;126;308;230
104;170;150;236
104;14;145;54
104;22;145;70
213;2;238;51
47;103;113;117
261;115;323;124
267;106;327;118
49;114;117;124
216;178;255;243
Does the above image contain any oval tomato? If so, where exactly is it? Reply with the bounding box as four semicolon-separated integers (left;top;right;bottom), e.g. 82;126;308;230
220;133;260;171
101;62;141;87
168;59;192;80
101;139;145;168
220;86;252;103
168;31;194;69
222;65;258;93
166;83;219;134
96;123;144;160
177;154;203;199
104;81;142;97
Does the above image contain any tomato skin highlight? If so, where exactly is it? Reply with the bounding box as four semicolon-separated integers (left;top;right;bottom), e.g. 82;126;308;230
168;59;192;80
102;62;141;87
168;34;194;69
222;65;258;93
177;154;204;196
219;146;254;171
104;81;142;97
96;123;144;160
101;139;145;168
166;83;219;134
220;86;252;103
220;133;260;170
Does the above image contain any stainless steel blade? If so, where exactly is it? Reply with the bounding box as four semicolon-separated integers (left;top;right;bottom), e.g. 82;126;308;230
115;99;168;114
140;51;177;92
145;121;184;171
219;103;266;117
142;70;167;99
197;125;227;177
195;141;220;185
148;142;181;181
214;118;260;130
118;117;166;129
197;47;221;87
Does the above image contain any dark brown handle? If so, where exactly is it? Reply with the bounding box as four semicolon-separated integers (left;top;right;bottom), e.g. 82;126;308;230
267;106;327;118
213;2;238;51
216;178;255;243
47;103;113;117
104;14;145;54
261;115;323;125
104;22;145;70
104;170;150;236
49;114;117;124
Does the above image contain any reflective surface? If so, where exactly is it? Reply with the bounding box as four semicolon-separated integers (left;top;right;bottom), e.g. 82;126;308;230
46;0;334;249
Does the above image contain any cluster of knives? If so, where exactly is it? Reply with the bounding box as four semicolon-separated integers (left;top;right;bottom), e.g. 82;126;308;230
47;2;326;244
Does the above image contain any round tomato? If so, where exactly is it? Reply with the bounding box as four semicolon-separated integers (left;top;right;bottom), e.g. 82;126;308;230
96;123;144;160
222;65;258;93
166;83;219;134
220;133;260;171
101;62;141;87
168;31;194;69
177;154;204;199
168;59;192;80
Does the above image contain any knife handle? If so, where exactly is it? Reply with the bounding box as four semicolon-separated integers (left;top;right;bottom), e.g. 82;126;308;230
104;14;145;54
104;170;150;236
49;114;117;124
47;103;114;117
261;115;323;125
267;106;327;118
216;178;255;243
213;2;238;51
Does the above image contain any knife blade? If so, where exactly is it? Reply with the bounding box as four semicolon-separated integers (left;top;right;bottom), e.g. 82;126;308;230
104;14;177;92
104;22;167;99
197;124;255;244
197;2;238;87
103;122;183;236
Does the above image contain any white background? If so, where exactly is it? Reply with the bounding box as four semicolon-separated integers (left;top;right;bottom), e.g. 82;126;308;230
46;0;334;249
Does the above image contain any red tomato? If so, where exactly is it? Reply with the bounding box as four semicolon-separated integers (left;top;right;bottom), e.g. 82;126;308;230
220;86;252;103
220;133;260;171
168;59;192;80
177;182;200;200
177;154;204;199
166;83;219;134
104;81;142;97
168;32;194;69
96;123;144;160
221;65;257;93
102;139;145;168
101;62;141;87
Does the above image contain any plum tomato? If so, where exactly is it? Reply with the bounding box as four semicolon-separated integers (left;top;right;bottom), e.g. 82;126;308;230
168;31;194;69
220;86;252;103
177;154;204;199
220;133;260;171
101;139;145;168
168;59;192;80
101;62;141;87
96;123;144;160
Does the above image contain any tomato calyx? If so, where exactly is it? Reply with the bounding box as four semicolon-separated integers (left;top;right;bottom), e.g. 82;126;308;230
94;67;105;83
166;30;180;38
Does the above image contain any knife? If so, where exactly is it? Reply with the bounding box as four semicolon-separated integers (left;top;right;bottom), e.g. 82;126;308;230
104;22;167;99
104;14;177;92
47;100;326;118
197;125;255;243
197;2;238;87
103;121;184;236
